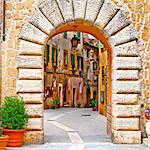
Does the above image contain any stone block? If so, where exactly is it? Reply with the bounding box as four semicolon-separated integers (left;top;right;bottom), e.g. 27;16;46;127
112;117;139;130
112;57;141;70
19;40;44;55
104;10;130;37
19;93;43;104
112;104;141;117
25;104;43;117
95;0;118;29
109;24;138;46
73;0;87;19
112;130;141;144
113;70;139;80
56;0;74;21
19;69;43;80
85;0;103;22
27;118;43;131
112;81;141;94
30;8;54;35
112;94;138;104
16;80;44;93
39;0;64;27
16;56;43;69
19;23;48;45
24;131;44;144
113;41;138;57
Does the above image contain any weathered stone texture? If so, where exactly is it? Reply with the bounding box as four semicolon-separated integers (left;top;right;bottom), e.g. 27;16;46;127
85;0;103;22
73;0;87;19
38;0;64;27
112;81;141;94
27;118;43;131
19;69;43;80
17;80;44;93
95;0;118;29
19;40;44;55
30;8;54;35
56;0;74;21
104;10;131;37
19;23;48;45
26;104;43;117
19;93;43;104
112;117;139;130
112;57;141;70
112;94;138;104
112;104;141;117
109;25;138;46
113;70;139;80
112;131;141;144
16;56;43;69
24;131;44;144
113;41;138;57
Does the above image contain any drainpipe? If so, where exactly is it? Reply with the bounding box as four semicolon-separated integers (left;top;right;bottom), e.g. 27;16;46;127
2;0;5;41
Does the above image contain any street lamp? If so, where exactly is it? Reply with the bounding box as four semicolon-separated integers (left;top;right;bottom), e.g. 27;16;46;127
71;35;79;49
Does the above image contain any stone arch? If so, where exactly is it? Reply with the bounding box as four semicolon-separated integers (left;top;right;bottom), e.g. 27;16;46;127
17;0;142;144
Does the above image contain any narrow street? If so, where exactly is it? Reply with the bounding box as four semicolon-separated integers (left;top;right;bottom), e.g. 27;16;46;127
44;108;109;143
7;108;149;150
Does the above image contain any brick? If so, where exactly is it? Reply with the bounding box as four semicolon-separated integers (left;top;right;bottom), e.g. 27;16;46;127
112;117;139;130
95;0;118;29
16;80;44;93
27;118;43;131
112;94;138;104
112;104;141;117
39;0;64;27
112;131;141;144
25;104;43;117
16;56;43;69
19;40;44;55
85;0;103;22
24;131;44;144
19;69;43;80
19;23;48;45
19;93;43;104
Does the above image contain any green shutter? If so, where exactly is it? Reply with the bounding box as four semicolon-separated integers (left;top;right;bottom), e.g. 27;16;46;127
46;45;49;66
52;47;55;64
71;54;75;68
77;32;80;39
64;32;67;38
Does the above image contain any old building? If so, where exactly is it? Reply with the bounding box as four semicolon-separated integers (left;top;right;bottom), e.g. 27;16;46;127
0;0;149;145
44;32;100;108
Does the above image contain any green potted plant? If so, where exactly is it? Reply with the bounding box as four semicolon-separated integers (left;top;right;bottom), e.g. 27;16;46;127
77;101;81;108
1;96;28;147
53;99;60;108
0;107;9;150
89;99;98;111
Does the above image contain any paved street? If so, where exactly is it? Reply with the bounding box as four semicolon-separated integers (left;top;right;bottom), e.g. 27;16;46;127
8;108;148;150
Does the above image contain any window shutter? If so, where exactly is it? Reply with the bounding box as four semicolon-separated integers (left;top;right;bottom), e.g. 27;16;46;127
77;32;80;39
64;32;67;38
46;45;49;66
52;47;55;64
71;54;75;68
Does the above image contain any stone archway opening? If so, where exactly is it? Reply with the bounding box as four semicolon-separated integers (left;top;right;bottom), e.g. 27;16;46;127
17;0;142;144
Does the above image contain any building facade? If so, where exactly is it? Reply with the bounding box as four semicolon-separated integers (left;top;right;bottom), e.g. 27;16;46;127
0;0;149;145
44;32;100;108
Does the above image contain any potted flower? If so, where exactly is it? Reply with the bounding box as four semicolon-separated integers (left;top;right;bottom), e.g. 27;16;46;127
0;107;9;150
89;99;98;111
1;96;28;147
53;99;60;108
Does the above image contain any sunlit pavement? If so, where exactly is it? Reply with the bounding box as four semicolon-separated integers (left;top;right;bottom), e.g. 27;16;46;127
7;108;148;150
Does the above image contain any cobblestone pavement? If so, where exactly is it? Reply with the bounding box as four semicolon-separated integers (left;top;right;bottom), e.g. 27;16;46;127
7;108;148;150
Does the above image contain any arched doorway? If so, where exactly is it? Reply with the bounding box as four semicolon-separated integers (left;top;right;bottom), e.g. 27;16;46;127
17;0;142;144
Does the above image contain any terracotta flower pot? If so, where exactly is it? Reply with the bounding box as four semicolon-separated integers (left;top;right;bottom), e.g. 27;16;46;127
145;116;150;120
3;129;25;147
0;135;9;150
93;106;98;111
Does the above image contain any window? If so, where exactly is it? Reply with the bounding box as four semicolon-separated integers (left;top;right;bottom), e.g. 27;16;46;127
64;32;67;38
102;66;105;83
71;54;75;69
64;50;68;66
77;32;80;40
87;49;90;58
77;56;82;70
52;47;57;66
87;66;90;80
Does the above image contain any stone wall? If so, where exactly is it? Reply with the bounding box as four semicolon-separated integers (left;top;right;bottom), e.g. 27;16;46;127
0;0;149;144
